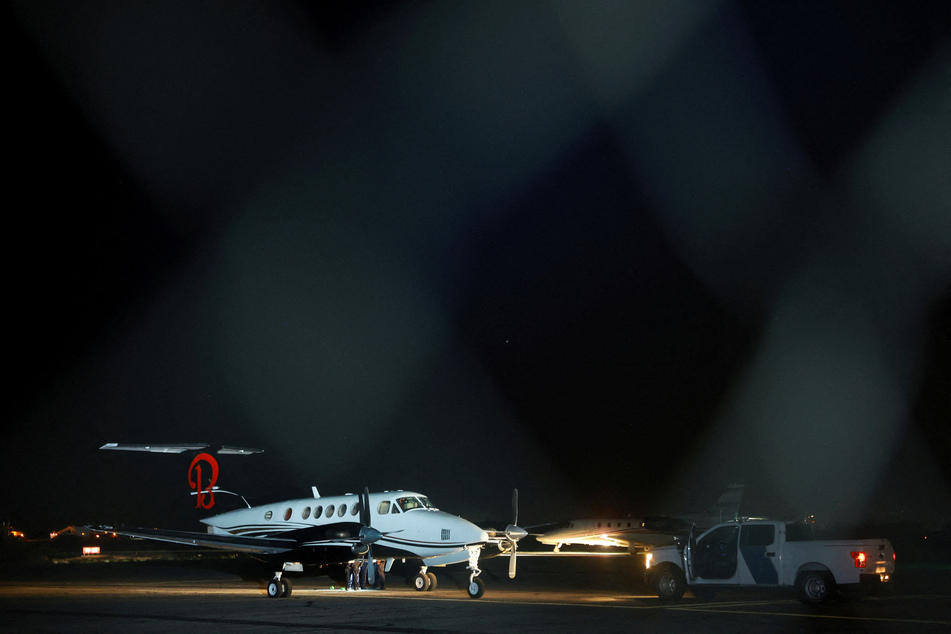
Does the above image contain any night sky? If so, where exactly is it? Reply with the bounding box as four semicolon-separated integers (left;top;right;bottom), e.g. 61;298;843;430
6;1;950;535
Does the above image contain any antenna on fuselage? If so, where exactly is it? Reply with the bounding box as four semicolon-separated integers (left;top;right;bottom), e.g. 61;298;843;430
191;487;251;508
312;486;320;499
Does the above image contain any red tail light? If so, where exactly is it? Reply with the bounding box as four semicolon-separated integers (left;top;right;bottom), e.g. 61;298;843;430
850;551;867;568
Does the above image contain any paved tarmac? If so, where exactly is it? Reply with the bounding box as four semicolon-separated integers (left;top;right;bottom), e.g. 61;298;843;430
1;554;949;632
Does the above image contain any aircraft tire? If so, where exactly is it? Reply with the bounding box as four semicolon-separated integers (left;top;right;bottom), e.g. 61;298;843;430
652;564;686;600
466;576;485;599
426;572;437;591
281;577;293;598
267;578;282;598
413;572;431;591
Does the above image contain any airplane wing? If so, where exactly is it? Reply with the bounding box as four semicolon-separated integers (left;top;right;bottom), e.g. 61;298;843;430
514;550;631;557
90;527;296;555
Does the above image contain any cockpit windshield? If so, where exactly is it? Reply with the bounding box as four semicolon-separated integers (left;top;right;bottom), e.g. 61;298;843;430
396;496;437;512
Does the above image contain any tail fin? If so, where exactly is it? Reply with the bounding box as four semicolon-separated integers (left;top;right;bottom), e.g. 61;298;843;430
712;484;744;522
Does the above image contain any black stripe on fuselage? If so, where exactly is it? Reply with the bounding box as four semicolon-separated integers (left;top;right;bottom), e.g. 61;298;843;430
219;521;365;542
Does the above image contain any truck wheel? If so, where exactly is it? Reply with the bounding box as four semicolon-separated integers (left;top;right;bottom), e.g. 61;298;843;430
797;571;833;605
653;564;686;600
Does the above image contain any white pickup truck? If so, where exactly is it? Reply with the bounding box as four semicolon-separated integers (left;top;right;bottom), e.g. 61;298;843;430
645;519;895;604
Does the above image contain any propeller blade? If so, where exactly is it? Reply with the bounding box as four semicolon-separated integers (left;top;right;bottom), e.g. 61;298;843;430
366;553;376;586
508;489;523;578
360;486;376;587
361;487;371;528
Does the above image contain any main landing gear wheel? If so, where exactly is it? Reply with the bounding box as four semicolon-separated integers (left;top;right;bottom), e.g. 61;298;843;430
413;572;431;591
267;576;293;598
426;572;437;591
466;576;485;599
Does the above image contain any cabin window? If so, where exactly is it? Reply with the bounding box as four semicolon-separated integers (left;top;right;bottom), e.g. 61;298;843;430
351;503;361;516
597;522;602;528
264;511;272;521
284;508;292;521
314;506;323;518
325;505;335;518
377;501;391;514
337;504;347;517
302;507;311;520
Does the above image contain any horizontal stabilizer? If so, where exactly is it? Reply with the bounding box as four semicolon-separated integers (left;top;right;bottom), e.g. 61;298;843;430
218;446;264;455
100;443;263;455
100;443;208;454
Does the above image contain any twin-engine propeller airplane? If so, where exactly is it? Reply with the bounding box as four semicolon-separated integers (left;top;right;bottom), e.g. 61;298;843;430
93;445;527;598
533;484;744;553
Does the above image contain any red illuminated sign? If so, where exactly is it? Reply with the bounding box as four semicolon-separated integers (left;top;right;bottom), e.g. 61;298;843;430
188;452;219;509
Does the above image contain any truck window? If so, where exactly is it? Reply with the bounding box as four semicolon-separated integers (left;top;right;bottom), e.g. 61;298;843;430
693;525;739;580
785;523;815;542
740;524;775;547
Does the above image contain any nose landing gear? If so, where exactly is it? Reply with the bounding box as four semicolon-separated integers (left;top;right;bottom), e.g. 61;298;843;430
466;574;485;599
465;544;485;599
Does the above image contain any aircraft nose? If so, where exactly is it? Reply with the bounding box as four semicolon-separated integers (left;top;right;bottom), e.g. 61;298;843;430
451;514;488;544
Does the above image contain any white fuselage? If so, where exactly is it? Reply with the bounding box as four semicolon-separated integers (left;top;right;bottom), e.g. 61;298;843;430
536;519;642;549
202;490;488;560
